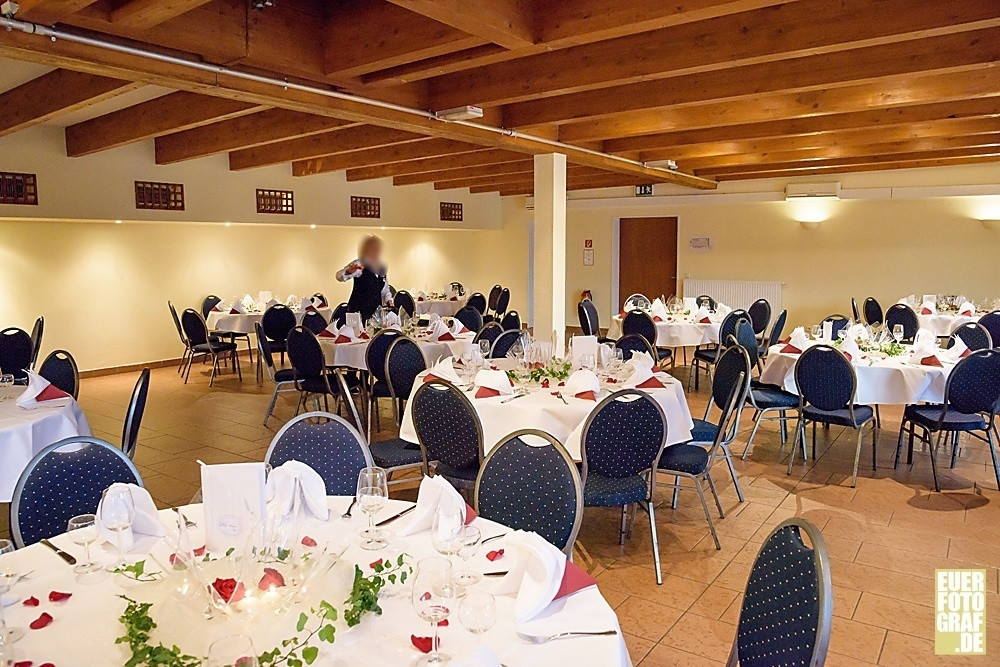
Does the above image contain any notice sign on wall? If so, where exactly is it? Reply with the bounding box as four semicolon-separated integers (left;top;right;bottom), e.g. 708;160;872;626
583;239;594;265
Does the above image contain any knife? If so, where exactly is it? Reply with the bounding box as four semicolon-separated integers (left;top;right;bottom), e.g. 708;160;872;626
375;505;416;527
40;539;77;565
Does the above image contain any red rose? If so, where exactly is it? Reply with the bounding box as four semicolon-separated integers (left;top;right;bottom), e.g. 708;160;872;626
369;558;383;569
235;659;255;667
211;578;246;603
29;612;53;629
257;567;286;591
301;536;317;547
48;591;72;602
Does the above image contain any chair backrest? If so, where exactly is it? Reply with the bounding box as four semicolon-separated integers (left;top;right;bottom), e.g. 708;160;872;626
29;316;44;369
454;306;484;333
747;299;771;336
696;294;716;309
487;284;502;312
121;368;151;459
365;330;400;385
490;330;521;358
301;310;328;335
256;322;278;379
264;412;374;496
850;298;860;322
582;390;666;488
863;297;884;327
413;380;484;473
978;311;1000;346
767;309;788;348
884;304;918;342
261;304;297;344
466;292;487;314
0;327;33;381
168;301;186;344
331;302;349;328
473;322;504;347
733;319;760;369
500;310;521;331
615;333;657;362
794;344;856;412
623;293;650;311
38;350;80;399
822;314;850;338
718;310;749;345
450;281;464;296
621;310;657;348
311;292;328;307
475;429;583;557
385;336;426;401
10;437;143;548
730;519;832;667
394;290;416;318
201;294;221;318
578;299;600;337
180;309;210;347
709;345;752;439
947;323;993;352
495;288;511;315
286;326;326;382
942;349;1000;416
387;284;397;298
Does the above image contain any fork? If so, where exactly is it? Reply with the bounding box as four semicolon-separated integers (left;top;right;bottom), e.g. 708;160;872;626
342;497;357;519
516;630;618;644
500;391;529;404
172;507;196;528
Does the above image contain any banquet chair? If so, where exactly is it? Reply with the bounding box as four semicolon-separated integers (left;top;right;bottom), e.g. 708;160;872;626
121;368;150;460
201;294;222;318
500;310;521;331
265;412;375;496
473;322;503;351
851;298;861;322
168;301;191;373
495;288;511;319
331;302;349;328
787;345;878;487
744;320;800;461
615;334;657;362
201;295;253;365
884;304;919;343
180;309;240;386
0;327;33;383
894;349;1000;492
466;292;487;315
696;294;716;310
863;297;884;327
581;390;668;583
946;323;992;352
486;284;502;314
734;318;762;373
287;326;351;420
385;336;427;426
453;305;483;333
449;281;464;296
394;290;416;318
758;309;787;361
301;310;328;335
623;294;651;311
257;323;296;425
726;519;832;667
747;299;771;338
10;436;143;548
658;368;746;550
622;310;673;368
475;429;583;557
38;350;80;399
977;311;1000;347
483;286;509;324
29;316;44;370
364;330;401;439
578;299;614;343
490;330;522;359
261;303;297;365
413;380;485;491
822;314;850;339
387;284;397;298
311;292;328;307
688;310;748;392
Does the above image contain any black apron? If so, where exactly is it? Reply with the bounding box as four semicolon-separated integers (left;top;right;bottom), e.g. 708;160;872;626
347;265;386;321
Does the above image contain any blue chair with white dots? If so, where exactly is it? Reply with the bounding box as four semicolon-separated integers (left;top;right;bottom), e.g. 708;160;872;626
945;323;993;353
622;310;673;367
412;380;484;491
473;322;503;350
688;310;748;392
453;306;483;333
615;333;656;363
726;518;832;667
581;390;668;583
385;336;427;426
475;429;583;557
364;330;401;439
265;412;374;496
10;437;143;548
489;330;522;359
884;304;918;343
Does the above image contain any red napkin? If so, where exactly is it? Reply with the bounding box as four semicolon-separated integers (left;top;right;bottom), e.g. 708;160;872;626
417;297;425;302
962;347;972;358
636;376;665;389
575;390;597;401
422;374;443;383
457;326;470;333
475;387;500;399
334;334;353;344
921;307;933;315
843;352;852;362
464;503;477;524
36;384;70;402
360;332;370;340
960;309;974;316
921;355;943;367
212;305;223;312
317;329;335;338
450;296;458;301
779;337;790;344
653;316;663;322
438;332;455;341
553;560;597;601
618;310;627;318
305;304;317;312
229;308;240;314
781;344;802;354
699;317;712;324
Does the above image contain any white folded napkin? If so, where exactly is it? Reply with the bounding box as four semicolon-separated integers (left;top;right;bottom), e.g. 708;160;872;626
451;646;501;667
397;475;473;537
839;336;863;364
427;318;452;341
693;305;712;323
563;369;600;400
17;370;70;408
286;294;298;306
265;461;329;521
309;296;323;309
716;302;732;316
622;351;656;388
416;290;427;301
959;301;976;317
424;357;462;384
258;290;273;305
97;483;166;553
910;329;943;364
230;300;246;314
346;312;364;330
450;319;470;335
317;321;339;339
914;328;938;347
844;323;869;343
650;298;668;318
382;311;401;330
474;369;515;397
335;325;360;343
919;300;937;315
947;336;969;362
266;298;279;308
241;293;255;309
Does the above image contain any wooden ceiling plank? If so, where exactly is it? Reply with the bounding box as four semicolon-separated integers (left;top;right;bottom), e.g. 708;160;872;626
229;125;427;171
342;149;527;180
385;0;535;49
0;68;141;138
110;0;215;31
428;0;1000;109
429;165;606;190
713;154;1000;180
390;159;534;185
293;139;490;176
470;171;645;192
14;0;99;24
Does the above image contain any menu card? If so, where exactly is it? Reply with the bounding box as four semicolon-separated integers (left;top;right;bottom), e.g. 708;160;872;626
346;312;363;331
201;462;267;554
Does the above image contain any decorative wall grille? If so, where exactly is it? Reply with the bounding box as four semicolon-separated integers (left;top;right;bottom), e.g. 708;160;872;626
135;181;184;210
0;172;38;205
350;195;380;218
256;188;294;214
439;202;463;221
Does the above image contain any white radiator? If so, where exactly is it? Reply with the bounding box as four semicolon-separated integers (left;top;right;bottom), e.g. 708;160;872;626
683;279;783;317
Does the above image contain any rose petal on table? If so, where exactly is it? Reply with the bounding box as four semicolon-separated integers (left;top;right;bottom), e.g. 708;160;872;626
541;379;550;388
14;661;32;667
301;536;317;547
419;591;432;602
193;545;206;557
258;567;286;591
411;635;440;653
370;558;383;569
23;596;39;607
486;549;505;562
48;591;72;602
437;619;448;627
29;612;53;629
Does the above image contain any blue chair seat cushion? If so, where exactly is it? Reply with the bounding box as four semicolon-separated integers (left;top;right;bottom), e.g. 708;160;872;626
803;404;874;427
655;347;674;360
274;368;295;383
296;376;336;394
904;404;987;432
693;346;719;363
192;341;237;353
658;443;710;475
750;385;799;409
435;461;480;482
371;380;392;397
688;418;719;443
583;473;647;507
369;438;423;469
268;340;288;352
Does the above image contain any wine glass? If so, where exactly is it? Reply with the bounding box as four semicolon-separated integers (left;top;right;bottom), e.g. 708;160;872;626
356;467;388;550
411;558;454;666
459;591;496;645
892;324;904;344
67;514;100;574
99;486;135;570
431;507;464;596
479;340;492;361
810;325;821;340
581;353;596;372
0;540;23;645
452;525;482;586
207;634;259;667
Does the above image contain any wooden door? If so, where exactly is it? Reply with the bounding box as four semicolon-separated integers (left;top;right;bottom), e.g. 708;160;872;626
618;217;678;308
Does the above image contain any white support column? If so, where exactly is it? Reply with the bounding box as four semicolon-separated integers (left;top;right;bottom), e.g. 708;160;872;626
532;153;567;353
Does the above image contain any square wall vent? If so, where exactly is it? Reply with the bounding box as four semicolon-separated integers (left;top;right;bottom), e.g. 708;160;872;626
350;196;380;219
0;172;38;205
135;181;184;210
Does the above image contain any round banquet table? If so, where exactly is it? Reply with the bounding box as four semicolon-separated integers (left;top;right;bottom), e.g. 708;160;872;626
758;343;954;405
399;360;694;458
415;297;466;318
915;311;982;337
206;307;335;335
0;386;91;502
319;332;475;371
0;498;629;666
607;314;721;348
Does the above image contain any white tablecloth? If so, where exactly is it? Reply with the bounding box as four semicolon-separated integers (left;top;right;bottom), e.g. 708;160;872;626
0;498;629;666
759;344;953;406
0;386;92;502
206;307;335;335
608;315;721;348
400;364;694;458
416;298;466;317
915;312;981;337
319;333;475;371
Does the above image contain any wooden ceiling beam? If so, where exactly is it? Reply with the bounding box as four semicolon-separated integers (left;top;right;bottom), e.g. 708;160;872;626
391;159;535;185
110;0;214;31
229;125;427;171
713;154;1000;180
429;0;1000;109
430;165;606;190
473;172;642;195
14;0;99;24
65;91;264;157
385;0;535;50
0;68;141;138
293;139;490;176
343;149;527;180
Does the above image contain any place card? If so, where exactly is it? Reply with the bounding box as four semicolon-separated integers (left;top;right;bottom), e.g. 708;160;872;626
571;335;599;368
201;462;267;554
346;312;363;331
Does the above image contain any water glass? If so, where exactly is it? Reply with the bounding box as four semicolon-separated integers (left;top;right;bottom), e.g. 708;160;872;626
431;507;464;596
892;324;904;343
810;325;821;340
411;558;454;666
67;514;100;574
479;340;492;360
452;525;482;586
207;634;259;667
356;467;389;550
581;353;596;371
0;540;22;644
99;486;135;570
459;591;496;643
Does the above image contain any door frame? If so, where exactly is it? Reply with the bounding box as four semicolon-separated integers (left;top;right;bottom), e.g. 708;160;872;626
612;215;681;321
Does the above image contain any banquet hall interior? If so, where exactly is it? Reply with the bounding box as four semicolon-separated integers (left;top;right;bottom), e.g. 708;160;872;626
0;1;999;665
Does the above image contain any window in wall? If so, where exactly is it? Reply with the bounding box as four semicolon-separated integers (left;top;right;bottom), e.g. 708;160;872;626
256;188;294;214
351;196;380;219
135;181;184;210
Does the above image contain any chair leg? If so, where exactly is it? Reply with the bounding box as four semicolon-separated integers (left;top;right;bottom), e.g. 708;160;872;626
234;351;243;381
907;422;915;464
987;425;1000;492
671;475;681;509
209;353;219;387
894;418;907;469
850;427;864;488
647;500;662;585
787;417;804;475
742;411;764;460
929;430;942;492
705;472;725;518
811;421;818;460
619;505;628;546
626;502;636;539
871;421;878;472
694;478;721;550
263;385;281;424
950;432;960;469
721;444;744;503
780;412;789;444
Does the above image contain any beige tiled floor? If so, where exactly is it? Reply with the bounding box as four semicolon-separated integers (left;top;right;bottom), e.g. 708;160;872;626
4;359;1000;665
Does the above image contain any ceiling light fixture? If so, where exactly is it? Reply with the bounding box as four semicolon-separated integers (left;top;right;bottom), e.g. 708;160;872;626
224;221;232;227
310;224;316;229
114;219;122;224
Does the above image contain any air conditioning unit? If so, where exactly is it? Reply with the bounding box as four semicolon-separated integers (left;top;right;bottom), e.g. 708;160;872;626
434;106;484;121
785;182;840;200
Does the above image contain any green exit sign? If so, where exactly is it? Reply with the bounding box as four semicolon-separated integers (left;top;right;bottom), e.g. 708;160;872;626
635;184;654;197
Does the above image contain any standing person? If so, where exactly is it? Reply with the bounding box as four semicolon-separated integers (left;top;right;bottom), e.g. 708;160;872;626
337;235;393;321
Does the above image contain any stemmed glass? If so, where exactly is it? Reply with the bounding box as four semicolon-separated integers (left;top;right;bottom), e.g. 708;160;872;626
810;325;821;340
459;591;496;646
892;325;905;344
411;558;454;666
0;540;23;644
479;340;492;362
207;634;259;667
431;507;464;597
99;486;135;570
452;525;482;586
67;514;100;574
356;467;389;550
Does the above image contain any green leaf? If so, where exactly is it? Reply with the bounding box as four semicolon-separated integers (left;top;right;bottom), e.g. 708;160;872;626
318;624;336;643
296;612;308;632
302;646;319;664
